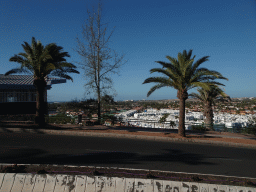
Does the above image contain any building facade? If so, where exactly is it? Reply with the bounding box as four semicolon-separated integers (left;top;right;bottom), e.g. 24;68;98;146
0;75;66;115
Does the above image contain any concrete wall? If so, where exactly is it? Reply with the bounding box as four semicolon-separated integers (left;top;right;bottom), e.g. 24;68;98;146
0;173;254;192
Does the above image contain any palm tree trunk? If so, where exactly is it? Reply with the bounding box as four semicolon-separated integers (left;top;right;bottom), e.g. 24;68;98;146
204;100;214;130
177;89;188;137
178;97;186;137
34;79;46;127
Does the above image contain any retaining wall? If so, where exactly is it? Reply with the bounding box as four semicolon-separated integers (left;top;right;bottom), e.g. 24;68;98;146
0;173;254;192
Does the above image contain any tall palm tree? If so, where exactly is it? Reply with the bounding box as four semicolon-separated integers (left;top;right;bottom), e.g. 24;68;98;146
190;85;230;130
5;37;79;126
143;50;228;137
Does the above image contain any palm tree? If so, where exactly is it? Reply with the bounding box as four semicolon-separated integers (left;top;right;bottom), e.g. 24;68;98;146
190;85;230;130
143;49;228;137
5;37;79;126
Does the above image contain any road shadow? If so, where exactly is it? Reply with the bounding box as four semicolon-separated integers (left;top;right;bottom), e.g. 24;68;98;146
2;151;139;165
138;148;215;165
1;148;215;167
0;147;46;160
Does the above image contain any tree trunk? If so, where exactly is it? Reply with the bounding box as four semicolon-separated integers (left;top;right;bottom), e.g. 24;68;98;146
204;100;214;130
177;89;188;137
34;79;47;127
97;93;101;124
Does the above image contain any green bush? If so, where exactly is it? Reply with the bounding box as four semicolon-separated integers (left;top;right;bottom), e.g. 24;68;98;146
159;113;170;123
46;113;74;124
85;121;94;126
191;124;206;131
103;114;117;125
241;117;256;135
242;126;256;135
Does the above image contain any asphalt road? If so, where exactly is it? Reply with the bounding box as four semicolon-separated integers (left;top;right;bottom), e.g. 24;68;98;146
0;132;255;178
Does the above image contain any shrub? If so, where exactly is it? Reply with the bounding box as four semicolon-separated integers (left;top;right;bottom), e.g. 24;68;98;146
37;169;48;174
103;114;117;125
46;113;74;124
242;126;256;135
3;164;27;173
191;124;206;131
242;117;256;135
85;121;94;126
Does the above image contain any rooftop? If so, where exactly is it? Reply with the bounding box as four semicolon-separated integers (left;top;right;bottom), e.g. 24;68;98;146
0;74;66;90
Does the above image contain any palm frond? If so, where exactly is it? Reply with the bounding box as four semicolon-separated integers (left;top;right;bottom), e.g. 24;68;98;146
188;92;204;101
6;37;79;81
9;55;26;63
146;84;167;97
165;56;180;70
191;56;209;73
142;77;173;86
22;42;33;57
57;67;80;74
58;62;78;68
190;85;230;107
184;49;194;60
155;61;175;70
4;68;30;75
149;68;177;80
189;82;212;91
51;72;74;82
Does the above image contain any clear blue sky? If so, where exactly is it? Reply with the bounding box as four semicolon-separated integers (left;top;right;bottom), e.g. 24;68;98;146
1;0;256;102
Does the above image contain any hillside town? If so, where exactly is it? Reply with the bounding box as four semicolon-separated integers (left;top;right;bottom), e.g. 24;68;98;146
48;97;256;133
116;108;255;130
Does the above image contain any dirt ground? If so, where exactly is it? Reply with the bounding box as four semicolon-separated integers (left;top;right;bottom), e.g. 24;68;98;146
1;122;256;145
63;126;256;146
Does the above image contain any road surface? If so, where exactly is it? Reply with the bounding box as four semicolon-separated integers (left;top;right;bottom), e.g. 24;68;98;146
0;132;255;178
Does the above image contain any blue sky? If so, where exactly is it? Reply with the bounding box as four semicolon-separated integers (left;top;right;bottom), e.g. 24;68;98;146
1;0;256;102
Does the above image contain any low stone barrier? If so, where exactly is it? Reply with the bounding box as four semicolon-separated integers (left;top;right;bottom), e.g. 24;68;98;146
0;173;254;192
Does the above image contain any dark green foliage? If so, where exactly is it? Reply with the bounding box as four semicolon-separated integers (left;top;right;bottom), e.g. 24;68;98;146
244;181;256;187
85;121;94;126
103;114;118;125
242;125;256;135
102;94;115;104
159;113;170;123
242;127;256;135
191;124;207;131
146;173;157;179
46;113;75;124
170;121;176;128
37;169;48;174
61;98;97;112
3;165;27;173
191;176;202;182
93;170;103;176
242;118;256;135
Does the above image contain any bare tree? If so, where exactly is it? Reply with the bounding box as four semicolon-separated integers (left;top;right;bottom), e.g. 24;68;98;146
75;2;125;123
